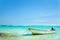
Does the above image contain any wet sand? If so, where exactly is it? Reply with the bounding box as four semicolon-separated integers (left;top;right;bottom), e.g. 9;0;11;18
0;33;60;40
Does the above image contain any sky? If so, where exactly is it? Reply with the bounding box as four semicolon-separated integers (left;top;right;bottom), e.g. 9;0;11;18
0;0;60;25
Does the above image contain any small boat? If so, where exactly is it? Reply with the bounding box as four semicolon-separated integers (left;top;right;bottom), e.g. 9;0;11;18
28;28;56;35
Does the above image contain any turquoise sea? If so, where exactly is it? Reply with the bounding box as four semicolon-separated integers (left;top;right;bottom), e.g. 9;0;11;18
0;25;60;40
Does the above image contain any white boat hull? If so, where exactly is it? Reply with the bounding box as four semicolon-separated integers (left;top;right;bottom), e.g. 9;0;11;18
28;28;55;35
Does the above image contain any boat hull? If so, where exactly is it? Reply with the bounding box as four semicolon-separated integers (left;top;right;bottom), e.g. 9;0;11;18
28;28;55;35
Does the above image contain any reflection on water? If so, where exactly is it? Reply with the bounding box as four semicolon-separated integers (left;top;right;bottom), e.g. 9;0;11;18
22;34;60;40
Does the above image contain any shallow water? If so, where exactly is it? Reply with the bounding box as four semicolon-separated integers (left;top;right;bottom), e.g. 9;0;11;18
0;25;60;40
0;35;60;40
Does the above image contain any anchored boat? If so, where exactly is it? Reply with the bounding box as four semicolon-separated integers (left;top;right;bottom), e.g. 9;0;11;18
28;28;55;35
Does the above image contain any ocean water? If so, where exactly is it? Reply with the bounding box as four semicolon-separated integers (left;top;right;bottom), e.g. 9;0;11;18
0;25;60;40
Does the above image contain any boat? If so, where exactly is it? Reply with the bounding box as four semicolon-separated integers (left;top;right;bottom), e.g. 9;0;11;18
28;28;56;35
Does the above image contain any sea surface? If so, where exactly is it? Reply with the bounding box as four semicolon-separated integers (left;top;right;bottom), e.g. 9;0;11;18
0;25;60;40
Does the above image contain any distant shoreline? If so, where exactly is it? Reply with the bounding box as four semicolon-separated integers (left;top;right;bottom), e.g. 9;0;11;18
0;25;60;26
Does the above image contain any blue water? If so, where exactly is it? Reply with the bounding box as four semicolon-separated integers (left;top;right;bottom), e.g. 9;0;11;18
0;25;60;40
